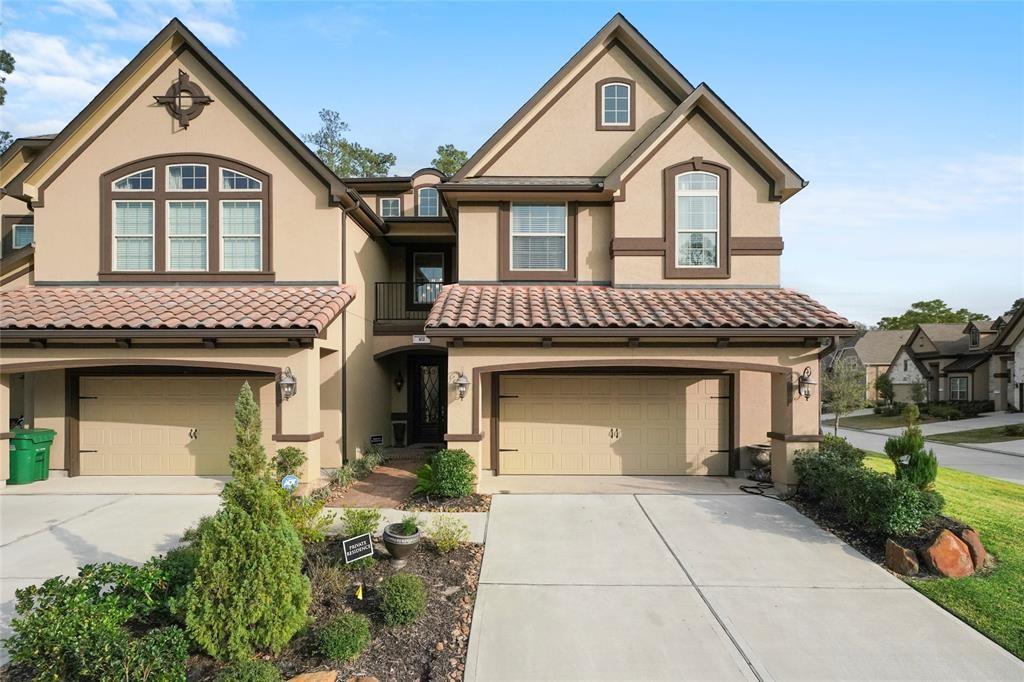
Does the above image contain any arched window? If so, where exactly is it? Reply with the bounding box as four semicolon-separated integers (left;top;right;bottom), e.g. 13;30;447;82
674;171;720;268
596;78;635;131
101;155;270;279
417;187;439;217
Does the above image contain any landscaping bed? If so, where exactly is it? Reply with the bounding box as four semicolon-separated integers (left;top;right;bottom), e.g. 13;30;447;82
927;425;1024;445
399;492;491;513
823;413;939;430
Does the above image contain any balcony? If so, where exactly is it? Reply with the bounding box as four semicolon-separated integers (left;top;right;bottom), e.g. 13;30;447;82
374;281;448;333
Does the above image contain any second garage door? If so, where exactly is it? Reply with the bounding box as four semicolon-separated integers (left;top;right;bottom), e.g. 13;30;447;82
498;375;730;475
78;375;275;475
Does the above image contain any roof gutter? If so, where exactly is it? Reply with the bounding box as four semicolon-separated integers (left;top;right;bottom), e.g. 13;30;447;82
423;327;858;339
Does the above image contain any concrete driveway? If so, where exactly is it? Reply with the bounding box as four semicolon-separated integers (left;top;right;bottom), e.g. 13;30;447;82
466;493;1023;681
0;490;220;664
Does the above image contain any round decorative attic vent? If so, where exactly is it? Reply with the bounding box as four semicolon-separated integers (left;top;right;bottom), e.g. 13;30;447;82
153;69;213;128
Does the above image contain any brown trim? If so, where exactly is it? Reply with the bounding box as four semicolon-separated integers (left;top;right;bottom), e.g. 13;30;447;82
663;157;730;279
377;193;404;217
730;237;783;256
372;344;446;361
405;244;453;310
66;370;80;476
490;373;500;473
595;77;636;131
272;431;324;442
443;433;484;442
2;328;317;340
767;431;823;443
426;327;855;339
498;201;578;282
0;358;281;374
0;432;14;440
438;183;604;194
995;371;1010;379
391;412;408;421
609;237;664;257
414;185;443;218
2;214;35;259
99;154;271;278
1;263;34;287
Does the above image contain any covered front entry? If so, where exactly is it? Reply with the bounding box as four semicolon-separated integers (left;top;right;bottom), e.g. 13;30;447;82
77;374;275;475
497;374;730;475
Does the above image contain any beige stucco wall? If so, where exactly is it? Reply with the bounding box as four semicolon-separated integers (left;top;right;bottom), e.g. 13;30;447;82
456;205;499;281
482;44;675;177
30;48;341;283
578;204;613;283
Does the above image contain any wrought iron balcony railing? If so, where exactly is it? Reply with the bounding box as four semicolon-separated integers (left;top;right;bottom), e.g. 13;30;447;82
374;281;448;322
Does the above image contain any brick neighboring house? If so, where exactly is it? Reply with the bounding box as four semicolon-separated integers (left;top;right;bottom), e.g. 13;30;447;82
0;14;855;491
886;320;1004;405
831;330;911;401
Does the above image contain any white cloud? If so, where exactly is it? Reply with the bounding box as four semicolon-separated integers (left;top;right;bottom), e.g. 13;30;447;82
53;0;118;20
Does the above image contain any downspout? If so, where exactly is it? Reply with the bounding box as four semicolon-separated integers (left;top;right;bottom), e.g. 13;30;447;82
340;202;357;464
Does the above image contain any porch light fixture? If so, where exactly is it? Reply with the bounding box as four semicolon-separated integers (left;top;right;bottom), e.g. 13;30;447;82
395;371;404;392
454;371;471;401
279;367;298;401
797;367;816;401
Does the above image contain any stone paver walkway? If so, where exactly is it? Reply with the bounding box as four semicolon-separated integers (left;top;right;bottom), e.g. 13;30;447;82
326;459;420;508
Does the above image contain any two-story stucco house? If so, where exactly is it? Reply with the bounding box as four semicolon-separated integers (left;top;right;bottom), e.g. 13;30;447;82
0;15;854;491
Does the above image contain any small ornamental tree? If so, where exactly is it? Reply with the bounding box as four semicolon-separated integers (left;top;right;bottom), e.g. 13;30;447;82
875;374;894;406
910;381;926;404
183;383;311;661
823;358;866;434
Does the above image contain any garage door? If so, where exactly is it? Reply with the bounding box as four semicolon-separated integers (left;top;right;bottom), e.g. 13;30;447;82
498;375;729;475
78;376;274;475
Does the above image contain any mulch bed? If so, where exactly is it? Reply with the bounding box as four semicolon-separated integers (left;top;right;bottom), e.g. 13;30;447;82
398;493;491;513
187;538;483;681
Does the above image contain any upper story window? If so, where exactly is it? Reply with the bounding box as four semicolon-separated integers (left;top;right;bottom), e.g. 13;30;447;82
510;203;567;271
379;197;401;218
12;223;34;249
417;187;440;217
675;171;720;268
903;360;909;372
969;327;980;348
167;164;208;191
596;78;635;131
101;155;270;279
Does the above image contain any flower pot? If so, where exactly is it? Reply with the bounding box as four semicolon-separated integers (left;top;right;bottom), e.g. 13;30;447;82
382;523;421;568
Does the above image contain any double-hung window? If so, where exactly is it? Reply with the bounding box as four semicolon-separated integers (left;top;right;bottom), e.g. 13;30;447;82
601;82;631;126
12;224;34;249
949;376;968;401
510;203;567;271
221;200;262;271
380;197;401;217
417;187;439;217
113;200;155;271
167;201;208;270
675;171;719;268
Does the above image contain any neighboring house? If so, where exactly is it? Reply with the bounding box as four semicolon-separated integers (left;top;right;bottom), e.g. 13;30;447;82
988;306;1024;411
0;15;854;491
886;321;1000;404
831;330;910;401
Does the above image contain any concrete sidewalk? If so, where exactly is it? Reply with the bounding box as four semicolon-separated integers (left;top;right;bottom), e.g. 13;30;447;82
466;493;1023;681
837;427;1024;485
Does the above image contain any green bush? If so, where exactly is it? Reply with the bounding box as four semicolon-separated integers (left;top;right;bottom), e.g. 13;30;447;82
273;446;306;480
215;659;283;682
6;564;188;681
795;438;944;537
398;513;420;535
331;465;356;488
182;384;311;662
884;427;938;490
378;573;428;626
1005;423;1024;437
902;403;920;426
317;613;372;663
414;449;475;499
341;507;382;537
351;447;384;478
281;493;334;544
820;434;865;466
152;545;199;620
428;514;470;553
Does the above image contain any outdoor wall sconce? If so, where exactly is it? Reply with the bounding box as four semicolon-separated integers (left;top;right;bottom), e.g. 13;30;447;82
454;371;471;401
797;367;816;401
279;367;298;401
395;371;404;392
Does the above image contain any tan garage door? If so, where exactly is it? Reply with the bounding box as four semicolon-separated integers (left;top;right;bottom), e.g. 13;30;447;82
79;376;274;475
498;375;729;475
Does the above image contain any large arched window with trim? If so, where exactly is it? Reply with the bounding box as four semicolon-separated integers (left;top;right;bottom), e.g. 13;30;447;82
100;154;271;280
675;171;719;267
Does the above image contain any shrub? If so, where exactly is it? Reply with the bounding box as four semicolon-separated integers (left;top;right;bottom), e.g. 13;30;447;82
414;449;475;499
902;403;920;427
273;446;306;480
1005;423;1024;437
875;374;894;405
215;659;284;682
378;573;428;626
151;545;199;620
351;446;384;479
341;507;382;537
123;626;190;681
910;381;926;403
282;493;334;544
182;384;310;662
884;427;937;490
317;613;372;663
428;514;470;553
821;434;865;466
331;465;356;488
398;513;420;535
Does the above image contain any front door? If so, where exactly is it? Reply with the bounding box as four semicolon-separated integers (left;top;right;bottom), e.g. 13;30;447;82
409;355;447;443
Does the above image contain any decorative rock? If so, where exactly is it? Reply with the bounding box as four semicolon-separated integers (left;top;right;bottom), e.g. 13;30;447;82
289;673;339;682
921;529;974;578
346;677;379;682
884;538;919;576
957;527;987;570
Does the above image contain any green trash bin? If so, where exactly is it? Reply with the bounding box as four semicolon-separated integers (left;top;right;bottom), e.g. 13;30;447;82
7;428;56;485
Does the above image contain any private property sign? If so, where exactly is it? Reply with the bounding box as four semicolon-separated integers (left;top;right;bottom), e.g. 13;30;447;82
342;533;374;564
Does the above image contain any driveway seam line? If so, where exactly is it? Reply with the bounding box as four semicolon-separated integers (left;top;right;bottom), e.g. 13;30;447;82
0;496;127;548
633;494;764;682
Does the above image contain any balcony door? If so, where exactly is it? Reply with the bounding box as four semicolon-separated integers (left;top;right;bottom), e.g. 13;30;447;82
409;354;447;444
406;246;452;310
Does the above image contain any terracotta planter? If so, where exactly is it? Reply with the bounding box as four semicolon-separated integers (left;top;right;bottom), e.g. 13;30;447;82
382;523;421;568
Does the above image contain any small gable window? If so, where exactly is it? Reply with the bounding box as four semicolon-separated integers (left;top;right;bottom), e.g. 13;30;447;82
379;197;401;217
675;171;720;268
417;187;439;217
969;327;980;348
12;224;34;249
167;164;208;191
221;168;262;191
602;82;630;126
112;168;154;191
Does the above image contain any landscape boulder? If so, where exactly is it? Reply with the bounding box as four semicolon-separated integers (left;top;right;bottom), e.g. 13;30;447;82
884;538;919;576
956;527;987;570
921;529;974;578
288;673;338;682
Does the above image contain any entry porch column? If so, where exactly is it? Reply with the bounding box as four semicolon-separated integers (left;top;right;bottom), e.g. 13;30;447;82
275;348;322;492
993;356;1009;412
769;363;822;492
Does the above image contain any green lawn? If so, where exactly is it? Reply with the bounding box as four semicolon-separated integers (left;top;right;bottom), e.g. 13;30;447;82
823;413;939;430
927;426;1024;445
865;453;1024;659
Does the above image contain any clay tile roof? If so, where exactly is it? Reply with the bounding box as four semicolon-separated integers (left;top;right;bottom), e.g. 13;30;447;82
0;285;355;334
425;285;851;332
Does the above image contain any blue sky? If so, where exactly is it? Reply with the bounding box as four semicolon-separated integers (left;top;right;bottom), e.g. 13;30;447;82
3;1;1022;325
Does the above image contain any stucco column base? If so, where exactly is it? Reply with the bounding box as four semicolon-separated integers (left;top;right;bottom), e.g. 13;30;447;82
276;349;322;491
1;374;10;482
